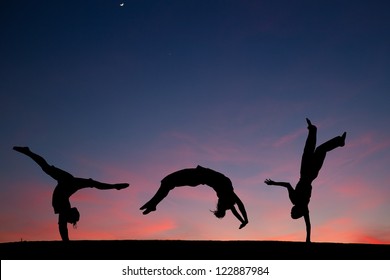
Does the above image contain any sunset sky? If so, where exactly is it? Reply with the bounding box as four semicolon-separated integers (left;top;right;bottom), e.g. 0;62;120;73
1;0;389;244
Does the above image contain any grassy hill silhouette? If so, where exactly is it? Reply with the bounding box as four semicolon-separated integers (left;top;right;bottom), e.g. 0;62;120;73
1;240;389;260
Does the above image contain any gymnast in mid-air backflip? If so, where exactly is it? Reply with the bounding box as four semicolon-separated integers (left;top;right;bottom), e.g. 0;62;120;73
13;146;130;241
140;165;249;229
264;118;346;243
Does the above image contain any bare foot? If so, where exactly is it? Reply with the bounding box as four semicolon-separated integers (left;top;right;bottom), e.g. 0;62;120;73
306;118;316;130
140;203;156;215
340;132;347;147
115;183;129;190
13;146;30;153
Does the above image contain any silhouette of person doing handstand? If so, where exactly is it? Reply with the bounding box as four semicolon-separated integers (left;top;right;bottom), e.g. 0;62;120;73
264;118;346;243
13;146;129;241
140;165;249;229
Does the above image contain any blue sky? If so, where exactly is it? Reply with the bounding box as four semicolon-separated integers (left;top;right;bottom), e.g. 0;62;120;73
1;0;390;243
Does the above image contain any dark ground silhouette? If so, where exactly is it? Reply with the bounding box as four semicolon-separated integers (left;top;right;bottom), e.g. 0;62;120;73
0;240;389;260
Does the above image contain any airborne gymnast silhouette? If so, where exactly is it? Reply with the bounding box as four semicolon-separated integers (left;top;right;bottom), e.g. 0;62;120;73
140;165;249;229
264;118;346;243
13;146;130;241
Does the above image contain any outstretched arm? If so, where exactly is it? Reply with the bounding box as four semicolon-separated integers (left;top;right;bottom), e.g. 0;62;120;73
58;214;69;242
230;206;246;228
265;179;296;204
231;193;249;229
304;212;311;243
264;179;293;189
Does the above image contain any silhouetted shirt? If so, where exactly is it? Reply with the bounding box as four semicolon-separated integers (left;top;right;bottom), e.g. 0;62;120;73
49;166;84;214
161;165;234;198
292;179;312;206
